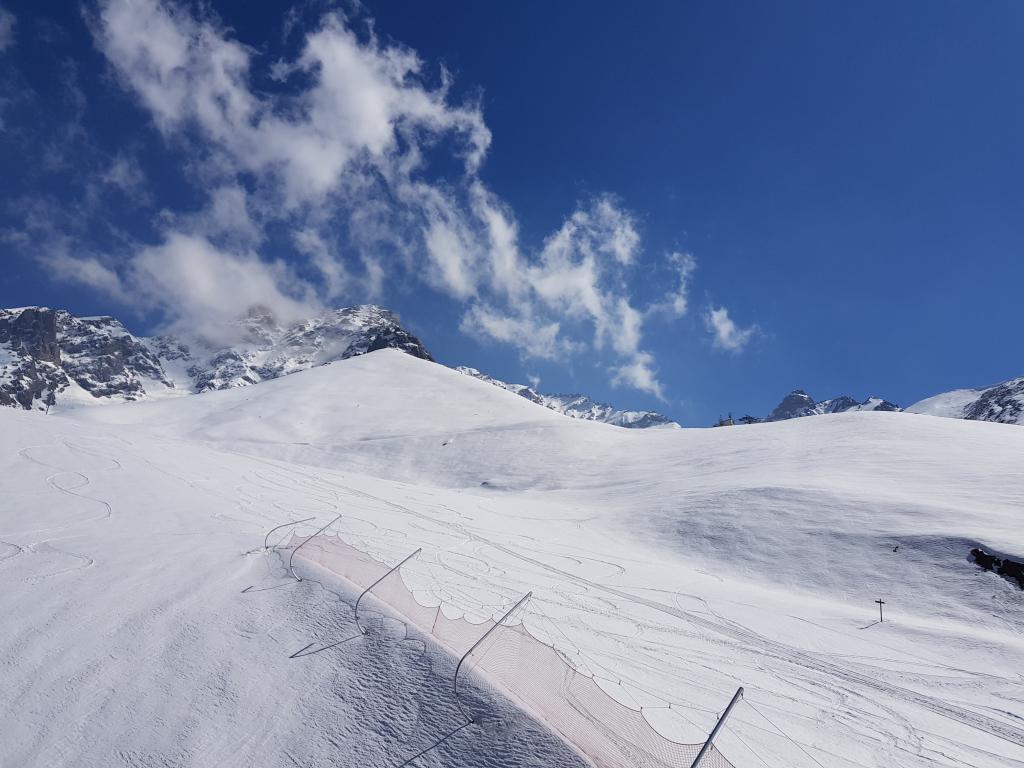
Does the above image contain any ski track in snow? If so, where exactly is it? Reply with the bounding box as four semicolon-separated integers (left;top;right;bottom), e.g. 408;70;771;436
1;438;122;582
229;452;1024;767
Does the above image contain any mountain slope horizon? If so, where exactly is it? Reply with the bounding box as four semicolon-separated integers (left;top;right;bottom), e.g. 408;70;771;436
0;304;673;429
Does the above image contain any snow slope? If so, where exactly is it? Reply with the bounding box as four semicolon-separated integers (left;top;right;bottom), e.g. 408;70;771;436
907;387;985;418
908;377;1024;425
4;349;1024;767
0;409;586;768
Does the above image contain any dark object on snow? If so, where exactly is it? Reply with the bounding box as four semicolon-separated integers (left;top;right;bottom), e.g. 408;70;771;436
970;547;1024;589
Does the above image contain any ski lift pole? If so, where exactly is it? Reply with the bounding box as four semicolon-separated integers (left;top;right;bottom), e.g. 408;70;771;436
689;686;744;768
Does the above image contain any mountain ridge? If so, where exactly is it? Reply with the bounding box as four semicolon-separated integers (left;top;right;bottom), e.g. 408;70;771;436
455;366;677;429
0;304;672;429
764;389;901;422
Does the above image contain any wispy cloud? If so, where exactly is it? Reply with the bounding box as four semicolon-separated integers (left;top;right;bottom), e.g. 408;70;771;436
11;0;740;395
0;7;16;52
705;306;757;352
100;152;147;196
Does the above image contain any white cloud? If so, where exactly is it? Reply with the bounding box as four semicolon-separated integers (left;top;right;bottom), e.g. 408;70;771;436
127;232;318;339
649;251;697;318
463;195;662;393
195;184;261;245
293;227;348;298
47;252;129;303
460;304;580;361
101;153;146;194
611;351;664;400
0;7;16;52
95;1;489;208
705;306;756;352
49;0;752;398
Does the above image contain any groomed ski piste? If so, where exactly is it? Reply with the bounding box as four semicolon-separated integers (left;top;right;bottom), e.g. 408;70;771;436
2;349;1023;767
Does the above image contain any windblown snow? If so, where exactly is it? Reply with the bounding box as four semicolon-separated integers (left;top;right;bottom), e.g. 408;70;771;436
2;349;1022;768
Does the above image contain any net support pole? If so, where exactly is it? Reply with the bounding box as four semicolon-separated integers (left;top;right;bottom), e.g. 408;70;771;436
353;547;423;634
287;514;343;581
263;516;315;550
689;686;744;768
453;591;533;723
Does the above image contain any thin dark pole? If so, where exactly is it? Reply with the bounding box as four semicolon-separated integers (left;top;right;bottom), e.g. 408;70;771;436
287;514;343;581
263;516;315;550
453;591;532;723
354;547;423;634
689;686;744;768
875;599;885;622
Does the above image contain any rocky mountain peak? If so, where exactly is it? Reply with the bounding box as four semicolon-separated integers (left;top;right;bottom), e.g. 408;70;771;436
768;390;818;420
0;304;432;411
752;388;901;424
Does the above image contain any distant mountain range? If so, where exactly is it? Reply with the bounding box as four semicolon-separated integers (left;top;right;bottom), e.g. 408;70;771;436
753;389;901;423
0;305;671;429
455;367;676;429
3;304;1021;429
735;380;1024;428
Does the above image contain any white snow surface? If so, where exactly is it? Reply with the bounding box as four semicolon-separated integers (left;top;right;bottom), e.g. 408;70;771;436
906;387;987;419
3;349;1024;768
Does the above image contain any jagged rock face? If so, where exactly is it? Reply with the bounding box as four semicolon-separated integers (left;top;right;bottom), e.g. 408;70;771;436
157;305;433;393
0;308;65;410
0;309;174;411
456;367;677;429
59;314;170;400
817;395;860;414
963;378;1024;425
766;389;901;422
1;308;168;410
0;304;432;410
1;308;61;364
768;390;818;420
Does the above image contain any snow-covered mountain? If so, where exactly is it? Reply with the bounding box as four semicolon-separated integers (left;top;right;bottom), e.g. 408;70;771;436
456;366;677;428
757;388;900;422
1;305;674;430
148;305;432;394
0;307;171;410
730;389;900;424
0;305;431;411
907;376;1024;426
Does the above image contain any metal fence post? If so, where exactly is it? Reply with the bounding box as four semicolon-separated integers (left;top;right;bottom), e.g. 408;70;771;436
353;547;423;634
453;591;532;724
689;686;744;768
287;514;343;581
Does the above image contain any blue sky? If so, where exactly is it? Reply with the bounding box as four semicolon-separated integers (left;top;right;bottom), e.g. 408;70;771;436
1;1;1022;426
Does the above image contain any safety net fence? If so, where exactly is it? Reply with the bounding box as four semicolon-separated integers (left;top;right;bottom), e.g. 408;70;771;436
288;532;737;768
